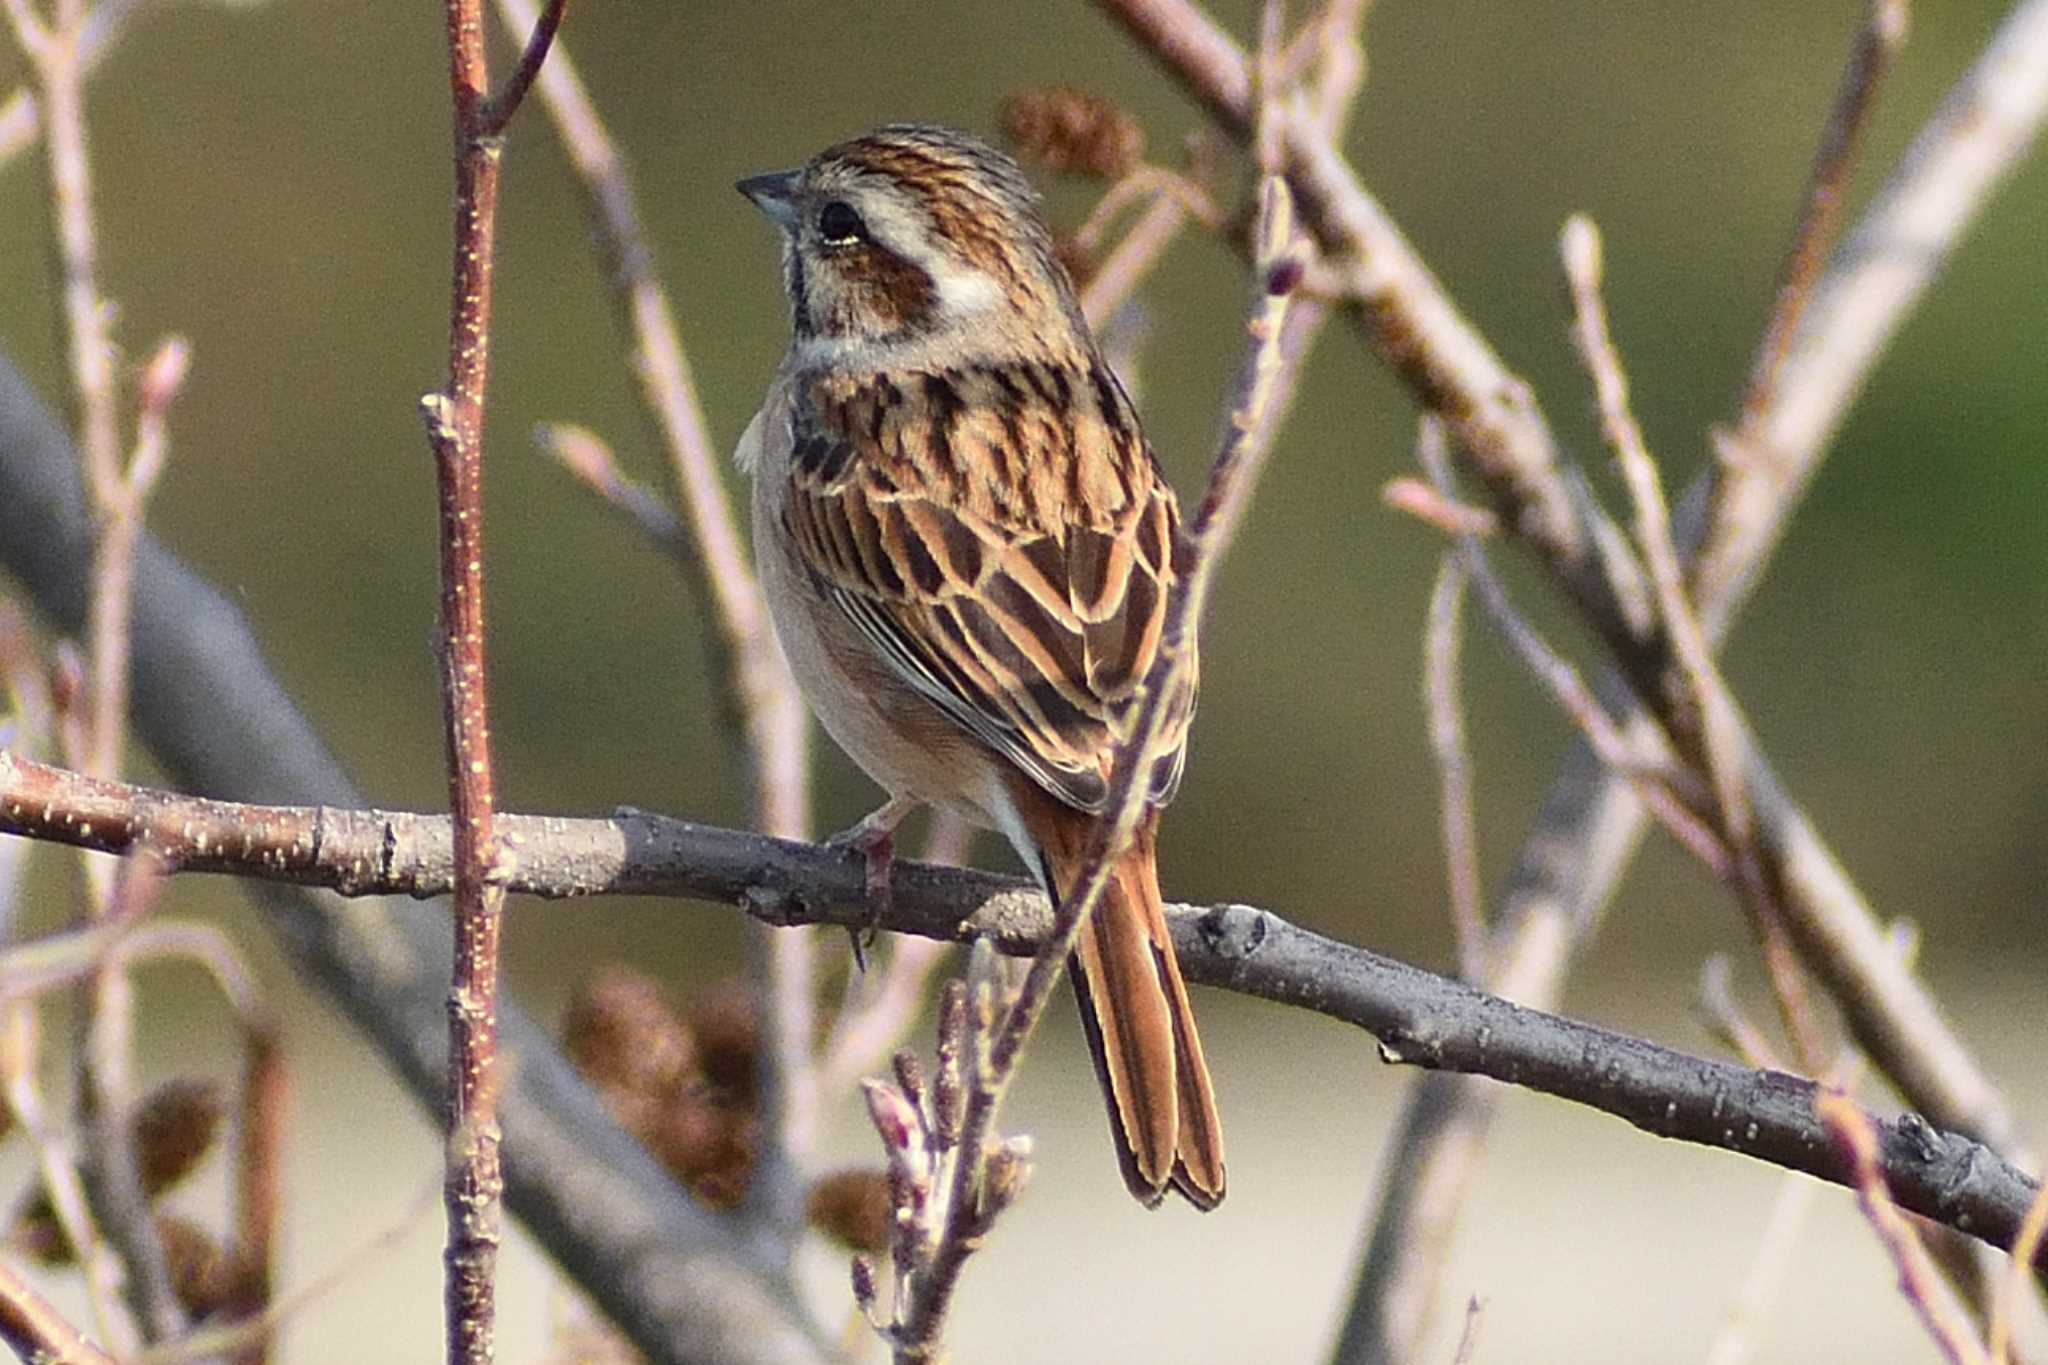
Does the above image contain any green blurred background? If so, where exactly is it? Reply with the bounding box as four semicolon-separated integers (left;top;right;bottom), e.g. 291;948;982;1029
2;2;2043;1361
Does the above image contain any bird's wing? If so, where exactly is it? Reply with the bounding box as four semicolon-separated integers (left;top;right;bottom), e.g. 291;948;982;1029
780;361;1194;814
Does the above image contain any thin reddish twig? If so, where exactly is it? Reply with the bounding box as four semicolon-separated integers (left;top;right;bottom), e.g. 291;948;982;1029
228;1026;286;1365
1990;1173;2048;1364
426;0;565;1358
1740;0;1910;426
481;0;565;137
1817;1089;1990;1365
0;1255;119;1365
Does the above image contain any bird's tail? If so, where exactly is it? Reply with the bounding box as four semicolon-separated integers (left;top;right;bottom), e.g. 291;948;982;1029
1026;802;1225;1210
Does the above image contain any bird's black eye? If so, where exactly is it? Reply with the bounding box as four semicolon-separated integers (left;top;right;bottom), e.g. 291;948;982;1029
818;201;867;246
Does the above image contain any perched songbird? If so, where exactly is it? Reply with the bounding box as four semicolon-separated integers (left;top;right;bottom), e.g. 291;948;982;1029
736;124;1223;1209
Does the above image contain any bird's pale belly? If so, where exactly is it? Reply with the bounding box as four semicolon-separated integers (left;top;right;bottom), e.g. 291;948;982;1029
755;497;1007;832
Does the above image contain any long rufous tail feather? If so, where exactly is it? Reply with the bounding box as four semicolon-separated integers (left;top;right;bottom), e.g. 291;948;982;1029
1027;802;1225;1210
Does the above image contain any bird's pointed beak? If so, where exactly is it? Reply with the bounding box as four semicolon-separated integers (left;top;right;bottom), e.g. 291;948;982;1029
736;169;801;230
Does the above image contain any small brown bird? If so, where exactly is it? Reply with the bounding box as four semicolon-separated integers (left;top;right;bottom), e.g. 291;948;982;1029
736;124;1223;1209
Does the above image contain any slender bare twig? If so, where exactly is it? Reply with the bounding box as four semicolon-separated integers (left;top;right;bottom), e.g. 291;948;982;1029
536;423;691;567
1422;554;1485;981
1415;426;1730;883
1560;217;1826;1072
1696;955;1786;1074
0;0;170;174
75;854;185;1343
13;0;195;1326
0;1002;132;1355
5;0;120;538
67;346;189;1349
0;1254;120;1365
1993;1178;2048;1365
1079;184;1193;328
1818;1089;1991;1365
492;0;817;1192
425;2;565;1358
228;1024;285;1365
1381;478;1497;538
1697;0;2048;628
1447;1296;1482;1365
1739;0;1910;427
480;0;565;137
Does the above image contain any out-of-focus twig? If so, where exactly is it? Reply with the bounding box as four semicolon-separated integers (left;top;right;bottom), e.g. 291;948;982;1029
536;423;691;567
0;0;166;174
0;1254;119;1365
1421;554;1485;981
1561;217;1826;1073
1739;0;1910;429
1381;478;1496;539
11;0;195;1337
137;1179;444;1365
1448;1296;1482;1365
492;0;817;1211
0;1002;133;1355
226;1023;285;1365
1415;426;1730;884
1079;184;1194;329
1818;1089;1991;1365
1993;1178;2048;1365
1698;0;2048;627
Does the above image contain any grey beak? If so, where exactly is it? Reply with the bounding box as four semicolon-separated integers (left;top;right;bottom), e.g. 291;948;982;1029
736;169;801;230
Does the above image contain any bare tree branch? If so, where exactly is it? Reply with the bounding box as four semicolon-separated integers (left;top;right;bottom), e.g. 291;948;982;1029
0;749;2042;1285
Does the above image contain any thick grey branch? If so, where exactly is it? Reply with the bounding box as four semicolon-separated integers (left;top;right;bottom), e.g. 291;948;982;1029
0;751;2042;1279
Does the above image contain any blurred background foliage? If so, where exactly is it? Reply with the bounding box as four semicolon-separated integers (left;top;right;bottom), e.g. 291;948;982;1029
1;2;2043;1361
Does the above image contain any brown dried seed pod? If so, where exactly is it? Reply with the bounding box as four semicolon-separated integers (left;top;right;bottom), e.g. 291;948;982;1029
134;1077;224;1197
997;86;1145;178
687;976;761;1104
157;1213;236;1319
649;1091;756;1210
805;1168;893;1254
562;967;697;1111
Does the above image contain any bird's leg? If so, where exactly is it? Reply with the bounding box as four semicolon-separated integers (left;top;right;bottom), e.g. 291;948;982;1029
825;794;922;964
